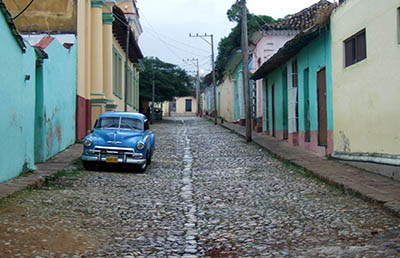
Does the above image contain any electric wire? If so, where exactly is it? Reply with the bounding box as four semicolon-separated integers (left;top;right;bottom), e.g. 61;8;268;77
145;29;209;57
12;0;34;20
142;25;209;54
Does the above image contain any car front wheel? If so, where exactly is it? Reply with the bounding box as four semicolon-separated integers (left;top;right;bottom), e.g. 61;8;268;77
82;160;96;171
135;160;147;173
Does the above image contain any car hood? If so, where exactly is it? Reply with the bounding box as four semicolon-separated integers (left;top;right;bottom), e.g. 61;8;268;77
92;128;144;143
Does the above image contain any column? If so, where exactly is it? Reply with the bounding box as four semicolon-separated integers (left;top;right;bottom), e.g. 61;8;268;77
102;10;117;111
90;0;106;125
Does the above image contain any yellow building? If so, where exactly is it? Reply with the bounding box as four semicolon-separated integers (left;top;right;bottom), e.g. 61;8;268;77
331;0;400;164
217;76;234;123
162;97;198;117
76;0;143;138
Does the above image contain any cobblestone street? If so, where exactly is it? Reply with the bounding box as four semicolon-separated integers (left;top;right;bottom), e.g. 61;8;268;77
0;117;399;257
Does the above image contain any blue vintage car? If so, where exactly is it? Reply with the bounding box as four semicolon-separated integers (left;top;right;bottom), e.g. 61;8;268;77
81;112;155;172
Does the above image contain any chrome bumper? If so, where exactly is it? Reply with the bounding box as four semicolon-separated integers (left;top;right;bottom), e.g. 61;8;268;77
82;154;146;164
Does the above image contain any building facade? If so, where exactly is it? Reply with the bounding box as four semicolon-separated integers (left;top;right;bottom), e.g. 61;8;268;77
252;1;335;156
330;0;400;164
0;1;77;182
162;97;198;117
250;0;334;134
76;0;143;138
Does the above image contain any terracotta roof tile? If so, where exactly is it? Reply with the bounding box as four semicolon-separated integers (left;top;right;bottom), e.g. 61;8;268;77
263;0;334;31
35;37;55;49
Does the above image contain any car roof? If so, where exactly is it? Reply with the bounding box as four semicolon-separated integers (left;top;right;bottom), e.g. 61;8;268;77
99;112;147;121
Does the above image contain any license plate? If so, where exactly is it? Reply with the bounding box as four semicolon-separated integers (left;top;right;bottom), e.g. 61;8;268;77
106;157;118;163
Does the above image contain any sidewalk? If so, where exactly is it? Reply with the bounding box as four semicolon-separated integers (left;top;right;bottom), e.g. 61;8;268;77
0;144;82;199
220;120;400;217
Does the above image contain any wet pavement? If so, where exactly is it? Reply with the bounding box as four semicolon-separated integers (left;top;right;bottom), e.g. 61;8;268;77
0;117;399;257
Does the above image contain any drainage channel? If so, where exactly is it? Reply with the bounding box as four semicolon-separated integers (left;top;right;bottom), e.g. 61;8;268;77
180;126;198;257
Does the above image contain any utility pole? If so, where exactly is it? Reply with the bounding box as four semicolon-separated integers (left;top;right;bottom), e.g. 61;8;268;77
241;0;252;142
189;33;217;125
183;58;200;116
151;64;155;124
124;18;131;112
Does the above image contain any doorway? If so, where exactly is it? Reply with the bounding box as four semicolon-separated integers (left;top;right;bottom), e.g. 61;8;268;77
317;68;327;146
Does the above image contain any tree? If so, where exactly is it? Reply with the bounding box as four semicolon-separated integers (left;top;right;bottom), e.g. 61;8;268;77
213;2;277;82
139;57;193;103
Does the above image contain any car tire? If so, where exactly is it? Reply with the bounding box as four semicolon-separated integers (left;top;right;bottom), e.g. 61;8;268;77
136;151;152;173
82;160;96;171
147;151;152;165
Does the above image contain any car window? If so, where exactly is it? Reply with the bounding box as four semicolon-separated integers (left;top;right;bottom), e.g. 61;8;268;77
120;117;143;130
144;120;149;131
96;117;120;128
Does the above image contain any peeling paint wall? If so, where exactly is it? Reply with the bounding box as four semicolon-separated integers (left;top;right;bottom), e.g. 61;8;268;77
35;39;77;162
0;11;36;182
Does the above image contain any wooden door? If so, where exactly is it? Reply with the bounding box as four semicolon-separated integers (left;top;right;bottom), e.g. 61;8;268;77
317;68;327;146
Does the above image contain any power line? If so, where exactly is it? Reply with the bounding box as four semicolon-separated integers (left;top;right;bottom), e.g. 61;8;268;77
142;27;184;61
145;29;209;57
142;25;209;54
12;0;34;20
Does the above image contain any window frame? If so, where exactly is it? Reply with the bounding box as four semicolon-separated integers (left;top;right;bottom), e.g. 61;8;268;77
397;7;400;44
344;29;367;67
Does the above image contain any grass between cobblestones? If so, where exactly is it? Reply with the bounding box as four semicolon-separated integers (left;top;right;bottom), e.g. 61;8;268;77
39;159;85;190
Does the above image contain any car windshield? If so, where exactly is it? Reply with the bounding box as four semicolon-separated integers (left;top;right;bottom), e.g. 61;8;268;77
96;117;143;130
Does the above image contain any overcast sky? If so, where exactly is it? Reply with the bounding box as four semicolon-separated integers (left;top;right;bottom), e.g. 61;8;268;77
137;0;326;75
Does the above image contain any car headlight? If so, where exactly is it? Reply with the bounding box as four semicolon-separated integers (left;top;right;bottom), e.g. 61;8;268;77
136;141;145;150
84;138;93;147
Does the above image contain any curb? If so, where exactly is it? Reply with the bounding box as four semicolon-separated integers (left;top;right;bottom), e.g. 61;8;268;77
0;144;82;200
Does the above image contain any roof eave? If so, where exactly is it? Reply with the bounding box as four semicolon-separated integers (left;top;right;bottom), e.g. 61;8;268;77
251;25;323;80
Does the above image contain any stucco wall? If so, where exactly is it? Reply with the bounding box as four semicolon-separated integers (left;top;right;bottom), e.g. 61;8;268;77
3;0;76;33
265;67;287;134
232;62;243;122
219;76;234;122
175;97;197;115
253;33;296;119
112;42;139;113
35;39;77;162
294;29;333;133
331;0;400;155
0;13;36;182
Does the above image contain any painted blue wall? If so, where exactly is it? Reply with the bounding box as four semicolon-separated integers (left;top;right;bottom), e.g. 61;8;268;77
35;39;77;162
0;12;36;182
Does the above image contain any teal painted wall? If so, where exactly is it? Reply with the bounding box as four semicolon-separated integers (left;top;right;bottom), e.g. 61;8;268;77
264;29;333;135
265;67;287;132
232;61;243;121
295;29;333;132
0;12;37;182
35;39;77;162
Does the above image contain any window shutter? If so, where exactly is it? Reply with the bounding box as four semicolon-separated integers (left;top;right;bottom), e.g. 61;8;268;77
345;40;353;67
356;31;366;61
